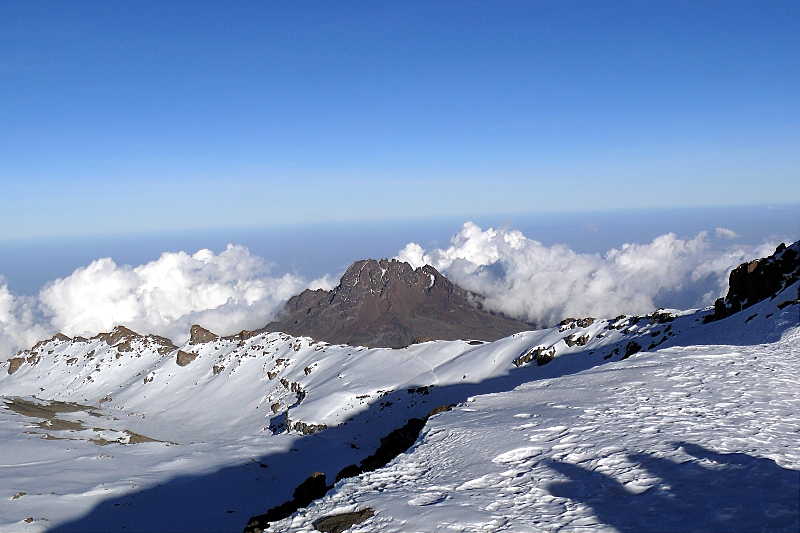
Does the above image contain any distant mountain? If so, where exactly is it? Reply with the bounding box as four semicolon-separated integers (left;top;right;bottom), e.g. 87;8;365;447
262;258;531;348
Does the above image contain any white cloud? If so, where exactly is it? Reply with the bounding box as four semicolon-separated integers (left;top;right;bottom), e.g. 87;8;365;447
396;222;775;326
0;245;316;359
307;274;338;292
0;281;52;360
396;243;427;269
0;226;783;360
38;245;307;344
715;227;739;239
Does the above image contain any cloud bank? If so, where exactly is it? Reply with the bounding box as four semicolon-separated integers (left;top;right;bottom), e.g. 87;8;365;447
0;245;324;359
0;225;782;359
397;222;776;327
0;283;50;361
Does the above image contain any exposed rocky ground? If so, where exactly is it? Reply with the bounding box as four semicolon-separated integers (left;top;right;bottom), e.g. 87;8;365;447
711;240;800;320
262;259;532;348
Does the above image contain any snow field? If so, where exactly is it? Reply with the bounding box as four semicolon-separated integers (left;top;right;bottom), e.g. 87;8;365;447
0;281;797;531
266;329;800;532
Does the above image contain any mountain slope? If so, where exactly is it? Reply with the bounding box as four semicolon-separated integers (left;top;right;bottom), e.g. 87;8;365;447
0;246;798;532
264;324;800;533
262;258;532;348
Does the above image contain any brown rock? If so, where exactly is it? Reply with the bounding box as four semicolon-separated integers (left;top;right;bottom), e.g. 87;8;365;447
96;326;141;346
712;241;800;321
224;329;255;342
262;259;531;348
427;404;455;417
565;333;590;347
513;346;555;367
313;508;375;533
291;420;327;434
85;326;176;355
7;357;25;375
175;350;197;367
189;325;219;345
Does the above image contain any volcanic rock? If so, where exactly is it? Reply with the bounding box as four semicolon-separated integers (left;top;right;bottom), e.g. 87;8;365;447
262;258;531;348
175;350;197;367
712;240;800;321
189;325;219;345
7;357;25;375
313;508;375;533
243;472;330;533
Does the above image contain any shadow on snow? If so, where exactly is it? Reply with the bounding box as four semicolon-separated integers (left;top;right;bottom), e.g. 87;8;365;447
48;310;800;533
546;442;800;533
47;343;627;533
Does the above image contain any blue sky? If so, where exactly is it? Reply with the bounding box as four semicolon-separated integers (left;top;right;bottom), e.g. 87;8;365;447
1;1;798;240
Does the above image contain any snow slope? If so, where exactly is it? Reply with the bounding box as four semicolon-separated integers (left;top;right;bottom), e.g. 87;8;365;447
0;281;798;532
270;327;800;532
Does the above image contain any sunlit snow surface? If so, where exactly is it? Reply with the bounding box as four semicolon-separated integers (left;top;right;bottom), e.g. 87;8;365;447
272;333;800;532
0;283;798;532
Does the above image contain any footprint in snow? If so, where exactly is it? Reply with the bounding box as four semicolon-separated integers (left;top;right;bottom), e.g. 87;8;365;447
456;474;498;491
493;447;544;464
407;491;447;506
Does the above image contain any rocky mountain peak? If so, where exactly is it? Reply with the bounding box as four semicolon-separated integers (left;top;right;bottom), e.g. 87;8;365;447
319;258;481;315
263;258;529;348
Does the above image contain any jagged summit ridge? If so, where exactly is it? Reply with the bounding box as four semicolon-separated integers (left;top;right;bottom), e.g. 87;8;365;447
263;258;531;348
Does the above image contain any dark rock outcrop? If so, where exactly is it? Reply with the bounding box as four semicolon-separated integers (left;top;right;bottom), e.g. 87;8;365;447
357;416;427;473
513;346;556;367
175;350;197;367
7;357;25;375
243;472;330;533
313;508;375;533
335;404;455;482
245;405;454;532
621;341;642;360
189;325;219;345
263;259;531;348
711;241;800;321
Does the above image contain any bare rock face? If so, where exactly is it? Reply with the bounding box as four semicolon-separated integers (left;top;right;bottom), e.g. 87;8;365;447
7;357;25;375
313;509;375;533
712;241;800;321
175;350;197;367
189;325;219;345
6;328;178;375
263;259;531;348
243;472;330;533
90;326;176;354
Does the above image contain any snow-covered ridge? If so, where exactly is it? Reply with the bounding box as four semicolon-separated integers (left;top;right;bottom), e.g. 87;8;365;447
0;305;700;438
2;277;798;445
0;277;798;531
